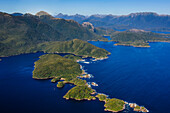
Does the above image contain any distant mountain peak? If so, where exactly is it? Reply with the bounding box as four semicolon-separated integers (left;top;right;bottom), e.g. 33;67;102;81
36;11;51;16
57;13;65;16
11;13;23;16
128;12;158;17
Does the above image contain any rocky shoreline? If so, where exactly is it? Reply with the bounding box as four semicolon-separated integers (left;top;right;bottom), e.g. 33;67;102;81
33;54;149;113
63;58;149;113
129;103;149;112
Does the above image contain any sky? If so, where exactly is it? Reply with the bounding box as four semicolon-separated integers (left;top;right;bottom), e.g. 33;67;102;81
0;0;170;16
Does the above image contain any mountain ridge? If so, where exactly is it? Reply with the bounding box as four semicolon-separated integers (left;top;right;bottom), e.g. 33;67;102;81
0;11;109;58
55;12;170;32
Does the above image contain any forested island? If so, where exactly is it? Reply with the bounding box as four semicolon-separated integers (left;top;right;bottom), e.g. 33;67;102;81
111;30;170;47
93;28;170;47
32;54;148;113
96;94;125;112
82;21;170;48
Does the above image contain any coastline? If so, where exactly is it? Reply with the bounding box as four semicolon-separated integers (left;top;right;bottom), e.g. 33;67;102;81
114;43;150;48
32;53;149;113
0;50;110;60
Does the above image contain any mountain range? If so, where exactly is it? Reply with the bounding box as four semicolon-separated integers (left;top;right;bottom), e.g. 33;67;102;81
0;11;170;58
0;11;108;58
55;12;170;32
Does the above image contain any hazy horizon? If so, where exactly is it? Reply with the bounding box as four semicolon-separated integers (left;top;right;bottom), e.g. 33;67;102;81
1;10;170;17
0;0;170;16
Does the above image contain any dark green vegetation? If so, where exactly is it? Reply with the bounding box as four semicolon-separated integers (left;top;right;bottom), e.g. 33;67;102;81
135;105;140;110
36;39;110;58
37;11;102;41
0;12;62;57
57;81;65;88
33;54;96;100
96;94;108;101
67;78;87;86
63;85;96;100
51;77;60;83
94;27;115;37
33;54;82;79
111;30;170;47
96;94;125;112
32;52;147;112
64;55;82;61
0;11;109;58
104;98;125;112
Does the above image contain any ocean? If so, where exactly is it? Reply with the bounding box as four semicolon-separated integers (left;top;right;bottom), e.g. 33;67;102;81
0;40;170;113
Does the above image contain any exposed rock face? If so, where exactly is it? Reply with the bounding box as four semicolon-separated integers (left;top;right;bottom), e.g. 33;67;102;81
129;103;137;108
82;22;94;32
128;29;149;33
129;103;149;112
91;82;98;86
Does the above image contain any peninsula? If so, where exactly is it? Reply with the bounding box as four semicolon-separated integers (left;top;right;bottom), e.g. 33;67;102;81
33;54;96;100
33;54;148;113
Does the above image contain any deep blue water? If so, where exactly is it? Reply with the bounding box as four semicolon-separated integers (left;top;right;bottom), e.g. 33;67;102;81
114;29;126;32
0;41;170;113
103;36;112;40
151;31;170;34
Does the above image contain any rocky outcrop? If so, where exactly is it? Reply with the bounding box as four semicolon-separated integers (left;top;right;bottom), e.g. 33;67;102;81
82;22;94;32
129;103;149;112
128;29;149;33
